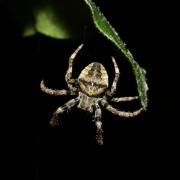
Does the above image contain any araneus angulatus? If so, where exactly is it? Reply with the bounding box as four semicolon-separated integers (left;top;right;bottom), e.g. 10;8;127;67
40;44;144;145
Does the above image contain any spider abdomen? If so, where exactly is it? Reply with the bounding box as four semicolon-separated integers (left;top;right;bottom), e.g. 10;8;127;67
78;62;108;97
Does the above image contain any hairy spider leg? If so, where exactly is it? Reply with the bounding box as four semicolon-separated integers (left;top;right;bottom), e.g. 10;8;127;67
101;99;143;118
108;58;139;103
40;80;77;95
94;103;103;145
65;44;84;91
50;97;80;126
109;57;120;96
111;96;138;102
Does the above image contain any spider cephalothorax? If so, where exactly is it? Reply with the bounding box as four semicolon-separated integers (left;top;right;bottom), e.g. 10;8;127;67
40;44;144;145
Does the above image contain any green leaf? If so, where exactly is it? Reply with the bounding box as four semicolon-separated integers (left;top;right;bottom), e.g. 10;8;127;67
2;0;91;39
33;4;70;39
84;0;148;109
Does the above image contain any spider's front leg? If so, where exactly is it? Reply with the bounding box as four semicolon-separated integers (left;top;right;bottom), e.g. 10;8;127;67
50;97;79;127
94;103;103;145
65;44;83;91
101;99;144;118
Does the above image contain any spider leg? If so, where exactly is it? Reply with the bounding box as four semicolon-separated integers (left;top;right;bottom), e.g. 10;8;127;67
111;96;138;102
50;97;79;127
94;103;103;145
101;99;144;118
65;44;84;90
40;80;77;95
109;56;120;96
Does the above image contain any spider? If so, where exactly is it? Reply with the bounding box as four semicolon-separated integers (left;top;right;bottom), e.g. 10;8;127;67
40;44;144;145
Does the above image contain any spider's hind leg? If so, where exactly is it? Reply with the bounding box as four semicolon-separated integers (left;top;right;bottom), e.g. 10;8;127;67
65;44;83;91
109;57;120;96
94;103;103;145
50;97;79;127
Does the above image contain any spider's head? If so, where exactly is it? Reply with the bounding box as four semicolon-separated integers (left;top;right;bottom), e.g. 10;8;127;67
78;62;108;97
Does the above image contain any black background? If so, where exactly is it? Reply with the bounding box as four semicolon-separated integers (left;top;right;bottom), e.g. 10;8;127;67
1;0;179;179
